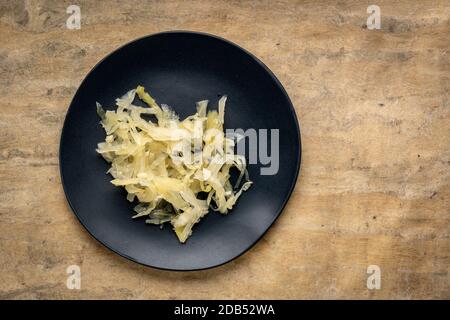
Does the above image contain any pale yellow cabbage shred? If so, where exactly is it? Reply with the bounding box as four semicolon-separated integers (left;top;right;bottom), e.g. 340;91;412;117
96;86;252;243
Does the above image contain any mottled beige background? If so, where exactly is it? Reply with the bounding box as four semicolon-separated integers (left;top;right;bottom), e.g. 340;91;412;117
0;0;449;299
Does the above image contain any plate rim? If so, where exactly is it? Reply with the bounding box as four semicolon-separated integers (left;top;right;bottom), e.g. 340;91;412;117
59;30;302;271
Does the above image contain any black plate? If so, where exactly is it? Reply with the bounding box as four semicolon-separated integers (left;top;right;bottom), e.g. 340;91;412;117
60;31;301;271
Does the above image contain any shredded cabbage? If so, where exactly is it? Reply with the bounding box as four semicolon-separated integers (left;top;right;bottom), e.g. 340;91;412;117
96;86;252;243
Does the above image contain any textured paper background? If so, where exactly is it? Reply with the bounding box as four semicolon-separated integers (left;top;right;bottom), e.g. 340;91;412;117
0;0;449;299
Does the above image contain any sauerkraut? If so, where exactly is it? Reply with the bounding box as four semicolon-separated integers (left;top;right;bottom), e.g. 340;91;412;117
96;86;252;243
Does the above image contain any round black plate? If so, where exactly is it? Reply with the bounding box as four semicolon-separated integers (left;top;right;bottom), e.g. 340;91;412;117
60;31;301;271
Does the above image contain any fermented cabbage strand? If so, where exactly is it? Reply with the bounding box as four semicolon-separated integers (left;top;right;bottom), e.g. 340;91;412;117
96;86;252;243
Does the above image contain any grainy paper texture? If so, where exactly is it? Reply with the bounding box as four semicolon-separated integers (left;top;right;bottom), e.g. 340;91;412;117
0;0;449;299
